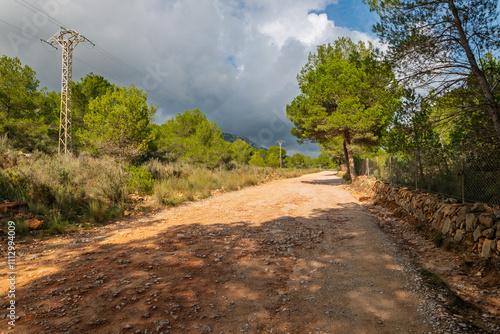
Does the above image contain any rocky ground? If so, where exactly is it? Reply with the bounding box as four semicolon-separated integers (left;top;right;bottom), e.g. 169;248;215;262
346;182;500;333
1;171;499;333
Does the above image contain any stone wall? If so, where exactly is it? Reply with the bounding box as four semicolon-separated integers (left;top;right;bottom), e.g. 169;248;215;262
371;181;500;258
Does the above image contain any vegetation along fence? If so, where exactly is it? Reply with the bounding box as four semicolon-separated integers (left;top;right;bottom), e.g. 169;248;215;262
356;138;500;207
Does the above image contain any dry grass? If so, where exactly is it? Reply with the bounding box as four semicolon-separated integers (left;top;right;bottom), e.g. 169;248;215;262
0;154;318;235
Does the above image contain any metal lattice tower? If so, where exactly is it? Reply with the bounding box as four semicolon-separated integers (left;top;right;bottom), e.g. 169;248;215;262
276;140;285;168
44;28;94;154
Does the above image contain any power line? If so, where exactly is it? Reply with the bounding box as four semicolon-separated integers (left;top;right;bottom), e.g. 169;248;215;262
0;17;45;40
11;0;194;105
72;56;129;86
14;0;62;27
0;18;122;84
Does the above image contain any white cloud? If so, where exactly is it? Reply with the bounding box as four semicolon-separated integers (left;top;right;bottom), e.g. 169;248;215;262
259;12;333;48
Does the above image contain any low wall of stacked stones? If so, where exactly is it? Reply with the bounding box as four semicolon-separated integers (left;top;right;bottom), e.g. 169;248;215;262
372;181;500;258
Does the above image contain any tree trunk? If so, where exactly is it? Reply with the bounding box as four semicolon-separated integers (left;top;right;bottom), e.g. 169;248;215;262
342;129;357;182
448;0;500;139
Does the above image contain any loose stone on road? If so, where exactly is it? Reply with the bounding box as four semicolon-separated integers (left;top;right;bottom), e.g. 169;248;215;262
3;171;437;333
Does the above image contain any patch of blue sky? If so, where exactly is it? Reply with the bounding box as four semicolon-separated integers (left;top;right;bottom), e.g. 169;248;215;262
225;55;238;69
309;1;379;35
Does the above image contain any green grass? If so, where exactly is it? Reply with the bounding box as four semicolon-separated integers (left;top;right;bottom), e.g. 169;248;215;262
88;199;108;224
419;268;448;288
27;200;49;216
15;220;30;235
46;213;69;235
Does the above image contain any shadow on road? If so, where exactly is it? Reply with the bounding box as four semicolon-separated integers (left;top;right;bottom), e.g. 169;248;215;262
11;202;423;333
301;177;344;186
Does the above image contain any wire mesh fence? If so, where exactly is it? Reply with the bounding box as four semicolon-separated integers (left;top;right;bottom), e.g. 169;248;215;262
356;139;500;206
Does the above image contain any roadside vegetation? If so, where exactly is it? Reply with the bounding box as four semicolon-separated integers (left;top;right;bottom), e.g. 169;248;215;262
0;151;316;237
0;55;326;237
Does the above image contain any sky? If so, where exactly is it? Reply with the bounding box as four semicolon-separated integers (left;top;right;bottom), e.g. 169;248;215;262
0;0;380;157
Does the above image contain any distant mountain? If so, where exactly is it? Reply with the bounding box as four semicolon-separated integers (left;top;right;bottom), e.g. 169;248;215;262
222;133;266;150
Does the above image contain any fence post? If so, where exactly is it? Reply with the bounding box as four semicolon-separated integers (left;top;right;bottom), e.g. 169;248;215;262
461;141;465;204
415;149;418;190
389;155;392;183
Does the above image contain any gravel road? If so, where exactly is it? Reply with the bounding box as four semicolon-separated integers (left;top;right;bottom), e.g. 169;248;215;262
2;172;447;333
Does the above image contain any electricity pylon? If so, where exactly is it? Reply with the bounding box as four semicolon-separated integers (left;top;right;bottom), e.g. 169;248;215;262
44;28;94;154
276;140;285;168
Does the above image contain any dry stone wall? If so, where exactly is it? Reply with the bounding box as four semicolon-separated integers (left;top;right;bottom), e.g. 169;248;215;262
372;181;500;258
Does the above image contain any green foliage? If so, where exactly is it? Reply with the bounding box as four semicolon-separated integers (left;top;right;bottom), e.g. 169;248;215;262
365;0;500;137
46;213;68;235
265;145;286;168
76;84;157;161
230;139;256;165
0;55;40;118
316;150;336;168
14;220;29;235
88;199;108;224
126;166;153;194
0;55;57;153
286;153;306;168
154;109;230;168
287;37;401;181
71;73;114;151
0;169;25;202
249;151;266;167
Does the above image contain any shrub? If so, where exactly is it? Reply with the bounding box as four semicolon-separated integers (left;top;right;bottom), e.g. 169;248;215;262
0;170;26;202
108;202;125;219
154;180;182;206
13;220;29;235
143;158;174;181
46;213;68;235
88;199;108;224
27;200;49;216
92;161;128;203
127;166;153;194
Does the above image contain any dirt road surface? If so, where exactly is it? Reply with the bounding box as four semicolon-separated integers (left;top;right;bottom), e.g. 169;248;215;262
2;172;446;333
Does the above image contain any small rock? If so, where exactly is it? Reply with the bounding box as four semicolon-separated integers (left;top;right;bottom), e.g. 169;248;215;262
481;239;496;258
454;229;465;242
479;214;494;228
482;228;495;239
465;213;477;232
471;202;489;213
473;225;486;241
124;324;133;329
26;218;43;230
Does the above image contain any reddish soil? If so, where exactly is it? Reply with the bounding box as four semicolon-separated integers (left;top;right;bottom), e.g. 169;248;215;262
2;172;493;333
